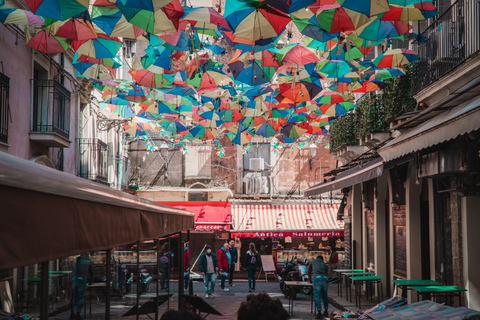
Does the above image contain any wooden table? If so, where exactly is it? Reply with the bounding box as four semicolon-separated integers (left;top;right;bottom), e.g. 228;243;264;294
392;279;442;298
350;276;385;310
332;270;364;298
342;272;375;302
284;281;314;316
410;285;467;307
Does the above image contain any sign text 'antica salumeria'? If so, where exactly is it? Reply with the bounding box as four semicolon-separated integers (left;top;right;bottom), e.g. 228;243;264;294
231;231;344;238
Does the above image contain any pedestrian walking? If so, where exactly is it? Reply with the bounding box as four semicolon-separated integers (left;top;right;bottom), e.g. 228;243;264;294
308;255;329;319
159;243;172;291
243;243;259;292
228;239;238;287
218;243;230;291
184;242;190;290
199;245;218;298
70;253;93;320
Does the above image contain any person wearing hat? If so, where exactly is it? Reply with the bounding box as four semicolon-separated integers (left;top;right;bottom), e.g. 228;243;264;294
199;245;219;298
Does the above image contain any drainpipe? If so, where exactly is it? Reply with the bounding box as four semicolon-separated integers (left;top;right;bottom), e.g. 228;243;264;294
298;149;301;195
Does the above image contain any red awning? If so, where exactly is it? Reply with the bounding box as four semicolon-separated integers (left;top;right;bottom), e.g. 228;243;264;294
231;203;343;238
156;201;232;231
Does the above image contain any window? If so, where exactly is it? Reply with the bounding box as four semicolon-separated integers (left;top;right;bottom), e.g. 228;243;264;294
0;72;10;144
32;65;71;139
185;146;211;177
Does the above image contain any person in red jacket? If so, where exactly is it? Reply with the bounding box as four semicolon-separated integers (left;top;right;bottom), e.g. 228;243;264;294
218;243;230;292
184;242;190;290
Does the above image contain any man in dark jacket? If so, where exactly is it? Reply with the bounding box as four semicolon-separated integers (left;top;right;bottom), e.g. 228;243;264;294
70;253;93;320
198;245;219;298
228;239;238;287
308;255;329;319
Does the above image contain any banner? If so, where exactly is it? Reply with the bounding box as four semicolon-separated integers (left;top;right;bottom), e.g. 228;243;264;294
230;231;344;238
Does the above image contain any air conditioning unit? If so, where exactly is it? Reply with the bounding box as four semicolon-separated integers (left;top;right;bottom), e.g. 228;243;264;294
244;175;269;195
249;158;264;171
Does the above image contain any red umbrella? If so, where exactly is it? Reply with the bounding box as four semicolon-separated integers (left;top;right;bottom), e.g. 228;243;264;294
27;29;71;54
281;44;320;66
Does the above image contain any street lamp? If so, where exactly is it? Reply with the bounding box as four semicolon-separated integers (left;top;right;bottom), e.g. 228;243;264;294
308;143;317;170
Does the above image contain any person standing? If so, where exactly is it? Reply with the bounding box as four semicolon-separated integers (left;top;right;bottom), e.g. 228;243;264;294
308;255;329;319
159;243;171;291
243;243;259;292
228;239;238;287
70;253;93;320
184;242;190;290
199;245;218;298
218;243;230;292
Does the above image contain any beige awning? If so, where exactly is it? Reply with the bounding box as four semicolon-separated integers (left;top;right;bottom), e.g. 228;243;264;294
379;95;480;162
0;152;194;271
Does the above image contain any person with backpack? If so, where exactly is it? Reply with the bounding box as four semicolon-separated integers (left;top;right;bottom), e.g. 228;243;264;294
159;243;172;291
243;243;259;292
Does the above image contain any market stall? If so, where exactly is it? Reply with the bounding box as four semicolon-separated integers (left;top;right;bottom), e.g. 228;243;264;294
231;200;344;271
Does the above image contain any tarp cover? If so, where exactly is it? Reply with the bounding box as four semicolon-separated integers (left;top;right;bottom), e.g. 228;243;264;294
157;201;232;230
0;152;194;271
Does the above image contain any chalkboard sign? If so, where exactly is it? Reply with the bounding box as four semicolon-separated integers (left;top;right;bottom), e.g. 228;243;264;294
260;255;276;272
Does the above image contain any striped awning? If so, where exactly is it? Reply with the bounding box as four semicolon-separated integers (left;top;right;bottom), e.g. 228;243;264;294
231;203;344;238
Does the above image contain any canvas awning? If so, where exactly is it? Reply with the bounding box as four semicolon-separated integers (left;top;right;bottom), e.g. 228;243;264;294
231;202;343;238
304;158;384;197
156;201;232;230
0;152;194;271
379;95;480;162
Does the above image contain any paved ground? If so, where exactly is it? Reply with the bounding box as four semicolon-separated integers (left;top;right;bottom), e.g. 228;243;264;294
22;277;387;319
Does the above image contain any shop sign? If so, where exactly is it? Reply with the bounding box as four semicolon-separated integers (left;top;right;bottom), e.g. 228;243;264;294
231;231;344;238
194;224;231;231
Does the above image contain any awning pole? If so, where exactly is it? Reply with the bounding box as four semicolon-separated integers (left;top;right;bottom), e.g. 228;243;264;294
155;239;159;320
105;249;111;320
167;236;171;310
136;241;140;320
178;232;184;310
40;261;48;319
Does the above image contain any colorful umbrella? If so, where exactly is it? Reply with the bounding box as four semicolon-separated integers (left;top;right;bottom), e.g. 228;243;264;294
318;101;356;116
129;69;173;88
72;30;122;58
44;14;97;41
339;0;391;17
315;7;370;34
24;0;89;21
317;60;351;78
280;44;320;66
356;15;411;41
381;3;438;22
0;8;44;25
26;28;71;54
373;49;419;68
180;7;230;32
91;6;147;39
116;0;184;35
224;0;291;41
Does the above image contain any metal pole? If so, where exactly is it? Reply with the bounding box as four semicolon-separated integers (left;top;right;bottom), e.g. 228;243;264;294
155;239;159;320
167;236;171;310
40;261;49;319
136;241;140;320
178;233;184;310
106;249;112;320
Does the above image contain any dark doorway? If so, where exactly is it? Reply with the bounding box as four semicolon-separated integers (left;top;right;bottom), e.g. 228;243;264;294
434;179;453;285
420;181;431;280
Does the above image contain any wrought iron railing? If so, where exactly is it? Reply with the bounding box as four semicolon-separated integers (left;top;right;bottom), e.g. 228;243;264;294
412;0;480;93
32;79;71;138
0;72;10;145
77;138;109;183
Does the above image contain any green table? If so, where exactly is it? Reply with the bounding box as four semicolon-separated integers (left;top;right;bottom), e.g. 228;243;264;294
342;272;375;301
392;279;442;298
332;270;370;298
410;285;467;306
350;276;385;309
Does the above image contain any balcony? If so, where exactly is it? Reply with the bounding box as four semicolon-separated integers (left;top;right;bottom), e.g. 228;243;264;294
30;79;71;148
78;138;109;184
412;0;480;94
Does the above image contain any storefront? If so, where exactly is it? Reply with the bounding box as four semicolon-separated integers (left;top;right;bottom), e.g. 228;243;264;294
231;200;345;272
